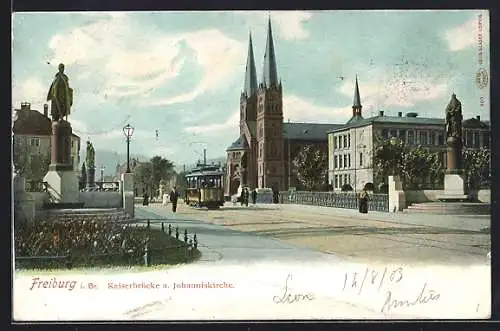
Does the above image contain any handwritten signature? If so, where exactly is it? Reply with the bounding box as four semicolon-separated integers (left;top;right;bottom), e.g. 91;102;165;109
273;274;315;304
124;297;173;318
380;282;440;313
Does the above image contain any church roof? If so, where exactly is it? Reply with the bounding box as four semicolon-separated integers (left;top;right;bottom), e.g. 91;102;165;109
226;135;248;151
261;17;279;88
283;122;341;140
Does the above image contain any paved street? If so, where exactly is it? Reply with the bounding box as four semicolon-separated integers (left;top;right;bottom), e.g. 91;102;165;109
137;202;490;266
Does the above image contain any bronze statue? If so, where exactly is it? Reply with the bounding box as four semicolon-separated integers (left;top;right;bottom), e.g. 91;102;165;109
445;93;463;141
86;141;95;169
47;63;73;121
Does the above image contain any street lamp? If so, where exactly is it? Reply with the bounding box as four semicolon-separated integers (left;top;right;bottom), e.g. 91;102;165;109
123;123;135;173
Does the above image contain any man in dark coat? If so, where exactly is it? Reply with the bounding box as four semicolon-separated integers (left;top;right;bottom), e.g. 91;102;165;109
251;189;257;205
244;188;249;207
170;187;180;213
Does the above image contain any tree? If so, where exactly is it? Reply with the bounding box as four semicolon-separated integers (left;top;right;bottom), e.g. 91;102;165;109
133;156;176;196
372;136;406;187
401;146;443;189
292;144;328;191
13;138;50;181
463;147;490;189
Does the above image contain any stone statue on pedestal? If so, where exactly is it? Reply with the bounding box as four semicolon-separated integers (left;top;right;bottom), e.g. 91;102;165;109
86;141;96;189
47;63;73;122
445;93;463;173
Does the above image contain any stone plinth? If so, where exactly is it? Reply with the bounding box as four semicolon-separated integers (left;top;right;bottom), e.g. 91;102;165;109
437;173;468;202
121;172;134;217
388;175;406;212
13;174;36;224
49;120;73;171
43;169;79;203
86;167;96;188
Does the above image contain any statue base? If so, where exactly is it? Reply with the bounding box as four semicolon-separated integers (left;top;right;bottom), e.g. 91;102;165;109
86;167;96;189
436;173;468;202
51;120;73;166
43;168;79;204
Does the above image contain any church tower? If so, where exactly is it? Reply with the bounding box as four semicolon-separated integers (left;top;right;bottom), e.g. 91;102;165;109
256;17;285;190
346;75;363;124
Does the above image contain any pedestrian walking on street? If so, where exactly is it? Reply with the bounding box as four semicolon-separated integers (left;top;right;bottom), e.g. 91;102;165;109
170;186;180;213
244;188;249;207
251;189;257;205
359;188;368;213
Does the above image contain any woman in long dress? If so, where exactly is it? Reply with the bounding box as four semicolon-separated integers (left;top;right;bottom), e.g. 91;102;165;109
359;189;368;213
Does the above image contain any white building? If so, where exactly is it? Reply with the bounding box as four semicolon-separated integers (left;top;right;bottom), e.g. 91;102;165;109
327;78;490;192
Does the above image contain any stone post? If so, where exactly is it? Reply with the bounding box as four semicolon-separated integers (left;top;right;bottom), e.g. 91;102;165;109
121;172;135;217
388;175;406;212
86;167;96;189
13;174;36;224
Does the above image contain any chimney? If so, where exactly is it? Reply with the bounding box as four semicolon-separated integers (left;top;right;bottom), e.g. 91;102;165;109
398;112;402;117
378;111;384;117
20;102;30;110
476;115;480;121
43;104;49;117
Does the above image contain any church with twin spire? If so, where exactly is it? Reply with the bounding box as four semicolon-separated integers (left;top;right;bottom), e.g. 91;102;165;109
225;18;363;196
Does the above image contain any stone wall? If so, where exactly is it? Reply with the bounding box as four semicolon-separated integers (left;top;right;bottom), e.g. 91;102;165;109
79;191;122;208
404;189;491;206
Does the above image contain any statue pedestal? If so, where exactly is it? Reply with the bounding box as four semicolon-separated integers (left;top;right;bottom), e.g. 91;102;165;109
86;167;96;189
44;169;79;203
437;174;468;202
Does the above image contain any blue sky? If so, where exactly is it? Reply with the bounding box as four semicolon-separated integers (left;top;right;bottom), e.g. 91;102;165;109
12;10;490;168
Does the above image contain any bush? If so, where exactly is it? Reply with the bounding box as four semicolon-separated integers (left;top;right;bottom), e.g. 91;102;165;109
341;184;353;192
363;182;375;191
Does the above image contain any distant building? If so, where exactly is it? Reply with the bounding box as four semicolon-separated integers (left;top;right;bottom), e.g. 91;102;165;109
327;81;491;191
225;19;341;196
12;102;80;177
114;158;146;196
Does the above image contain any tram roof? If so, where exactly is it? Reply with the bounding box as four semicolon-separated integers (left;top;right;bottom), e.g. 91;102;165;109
185;165;224;177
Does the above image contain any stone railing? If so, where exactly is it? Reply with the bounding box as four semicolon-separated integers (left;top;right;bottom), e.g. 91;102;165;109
256;190;389;212
81;181;120;192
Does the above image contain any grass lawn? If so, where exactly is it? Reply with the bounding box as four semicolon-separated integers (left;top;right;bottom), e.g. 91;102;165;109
15;227;201;271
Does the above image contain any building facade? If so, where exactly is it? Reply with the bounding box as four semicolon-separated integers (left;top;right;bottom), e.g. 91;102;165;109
327;84;491;192
225;19;341;196
12;102;81;178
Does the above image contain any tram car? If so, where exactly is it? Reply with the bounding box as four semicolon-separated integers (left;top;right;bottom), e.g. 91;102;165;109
185;164;225;209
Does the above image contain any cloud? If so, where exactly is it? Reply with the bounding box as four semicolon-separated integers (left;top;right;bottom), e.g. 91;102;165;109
184;111;239;136
12;77;47;110
282;95;351;122
48;15;245;106
237;11;313;41
443;14;490;51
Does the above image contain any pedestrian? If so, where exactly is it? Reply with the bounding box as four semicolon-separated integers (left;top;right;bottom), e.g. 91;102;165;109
170;186;180;213
142;192;149;206
359;188;368;213
251;189;257;205
240;187;245;206
244;188;249;207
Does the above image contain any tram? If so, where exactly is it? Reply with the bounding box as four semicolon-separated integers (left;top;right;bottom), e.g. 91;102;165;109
185;164;225;209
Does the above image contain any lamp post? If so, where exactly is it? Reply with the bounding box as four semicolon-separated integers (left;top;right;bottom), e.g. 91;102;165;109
123;124;135;173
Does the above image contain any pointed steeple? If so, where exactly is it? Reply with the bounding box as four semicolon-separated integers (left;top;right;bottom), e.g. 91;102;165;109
347;75;363;124
353;74;362;109
243;32;258;97
262;16;279;88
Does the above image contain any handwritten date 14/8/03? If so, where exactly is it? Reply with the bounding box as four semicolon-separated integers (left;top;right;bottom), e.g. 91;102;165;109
343;267;403;295
273;274;315;304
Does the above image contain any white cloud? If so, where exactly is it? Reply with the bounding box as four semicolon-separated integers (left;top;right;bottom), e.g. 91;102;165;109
283;95;351;122
11;77;47;110
237;11;313;41
48;15;245;106
184;111;239;136
443;14;490;51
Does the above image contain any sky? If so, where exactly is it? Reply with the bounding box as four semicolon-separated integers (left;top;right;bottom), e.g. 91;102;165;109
12;10;490;169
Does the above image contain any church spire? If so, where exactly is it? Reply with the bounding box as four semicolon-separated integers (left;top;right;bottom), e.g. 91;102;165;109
261;16;279;88
347;75;363;124
243;31;258;97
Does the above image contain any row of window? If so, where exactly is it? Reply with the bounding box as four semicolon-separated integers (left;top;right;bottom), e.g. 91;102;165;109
333;174;351;189
28;136;80;150
333;134;351;149
333;153;364;169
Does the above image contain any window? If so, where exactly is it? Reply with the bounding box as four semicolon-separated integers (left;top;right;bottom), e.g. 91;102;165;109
339;136;343;149
429;131;436;146
334;155;338;169
398;129;406;143
419;131;428;145
339;174;343;186
408;131;415;145
381;129;388;139
348;174;351;186
334;137;338;149
359;152;363;167
343;155;348;168
348;134;351;147
30;137;40;147
348;154;351;168
390;129;397;138
343;135;347;148
334;175;339;188
474;132;480;148
339;155;343;168
438;133;444;146
344;174;348;185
